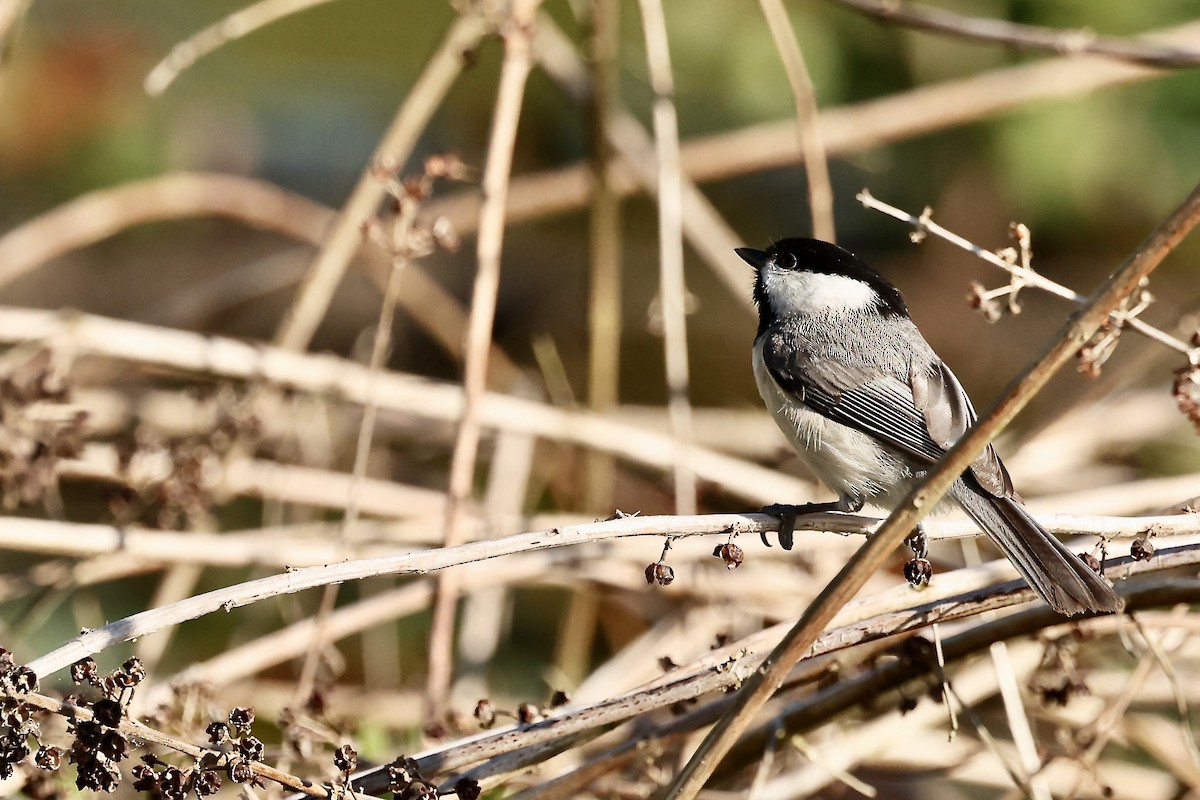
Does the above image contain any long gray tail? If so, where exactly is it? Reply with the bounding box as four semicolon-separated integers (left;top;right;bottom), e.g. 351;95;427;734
949;479;1123;615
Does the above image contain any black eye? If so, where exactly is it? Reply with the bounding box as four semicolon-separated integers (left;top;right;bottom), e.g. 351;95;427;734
775;251;797;270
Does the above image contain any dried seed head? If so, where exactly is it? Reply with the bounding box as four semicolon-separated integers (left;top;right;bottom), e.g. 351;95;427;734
34;745;63;771
228;706;255;735
454;777;483;800
120;657;146;685
1130;537;1155;561
205;721;230;746
237;735;265;762
516;703;542;725
386;756;421;793
92;698;123;727
194;769;222;796
229;760;255;784
473;699;496;729
644;562;675;587
1173;364;1200;433
333;744;358;774
903;558;933;588
71;658;98;685
713;542;744;569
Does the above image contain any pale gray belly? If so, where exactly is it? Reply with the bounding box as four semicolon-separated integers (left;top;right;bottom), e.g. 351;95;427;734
752;341;914;508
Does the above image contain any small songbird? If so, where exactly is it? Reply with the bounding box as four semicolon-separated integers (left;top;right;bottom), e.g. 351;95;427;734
737;237;1121;615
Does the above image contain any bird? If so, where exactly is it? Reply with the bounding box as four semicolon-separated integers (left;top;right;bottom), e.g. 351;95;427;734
737;237;1122;616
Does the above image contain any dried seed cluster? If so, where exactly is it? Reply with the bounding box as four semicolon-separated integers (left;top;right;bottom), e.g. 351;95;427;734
1;649;43;783
59;656;146;792
0;349;86;510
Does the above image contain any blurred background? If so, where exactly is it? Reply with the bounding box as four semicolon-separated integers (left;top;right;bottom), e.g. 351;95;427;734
3;1;1200;797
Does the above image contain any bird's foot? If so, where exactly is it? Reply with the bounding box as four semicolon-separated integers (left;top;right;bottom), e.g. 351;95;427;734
760;502;843;550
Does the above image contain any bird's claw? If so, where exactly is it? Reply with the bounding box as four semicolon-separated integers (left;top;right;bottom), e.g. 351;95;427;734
760;502;842;550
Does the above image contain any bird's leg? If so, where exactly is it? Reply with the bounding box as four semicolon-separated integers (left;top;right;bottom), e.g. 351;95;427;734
761;494;863;550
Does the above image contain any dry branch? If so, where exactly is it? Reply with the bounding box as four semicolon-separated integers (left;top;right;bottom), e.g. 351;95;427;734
0;306;809;504
828;0;1200;67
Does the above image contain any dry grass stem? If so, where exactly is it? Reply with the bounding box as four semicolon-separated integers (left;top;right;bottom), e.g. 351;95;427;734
757;0;835;242
430;0;542;719
584;0;624;513
635;0;697;515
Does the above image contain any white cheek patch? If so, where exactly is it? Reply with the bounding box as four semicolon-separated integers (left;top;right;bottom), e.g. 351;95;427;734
766;270;878;315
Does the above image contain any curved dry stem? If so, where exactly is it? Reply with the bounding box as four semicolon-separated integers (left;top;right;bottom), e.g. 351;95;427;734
828;0;1200;68
274;10;491;351
3;512;1195;565
758;0;835;242
144;0;339;95
0;172;523;387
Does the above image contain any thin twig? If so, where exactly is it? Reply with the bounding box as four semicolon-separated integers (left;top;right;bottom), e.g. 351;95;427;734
584;0;623;513
429;0;541;720
293;180;421;704
857;189;1194;356
4;512;1196;566
758;0;835;242
664;179;1200;798
273;10;490;351
636;0;696;515
531;17;757;314
827;0;1200;68
144;0;338;95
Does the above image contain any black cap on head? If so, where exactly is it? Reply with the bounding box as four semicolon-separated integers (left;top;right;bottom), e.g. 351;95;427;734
740;237;909;321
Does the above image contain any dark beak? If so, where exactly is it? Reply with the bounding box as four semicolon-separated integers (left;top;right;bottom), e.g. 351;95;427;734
735;247;769;269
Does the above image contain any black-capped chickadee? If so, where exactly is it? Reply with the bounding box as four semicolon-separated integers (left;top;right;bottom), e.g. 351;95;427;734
737;237;1122;616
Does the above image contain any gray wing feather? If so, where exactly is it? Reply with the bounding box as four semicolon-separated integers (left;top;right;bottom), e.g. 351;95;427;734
909;359;1014;498
763;332;1014;499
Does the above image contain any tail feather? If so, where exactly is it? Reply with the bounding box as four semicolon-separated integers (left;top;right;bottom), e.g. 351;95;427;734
950;479;1123;615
